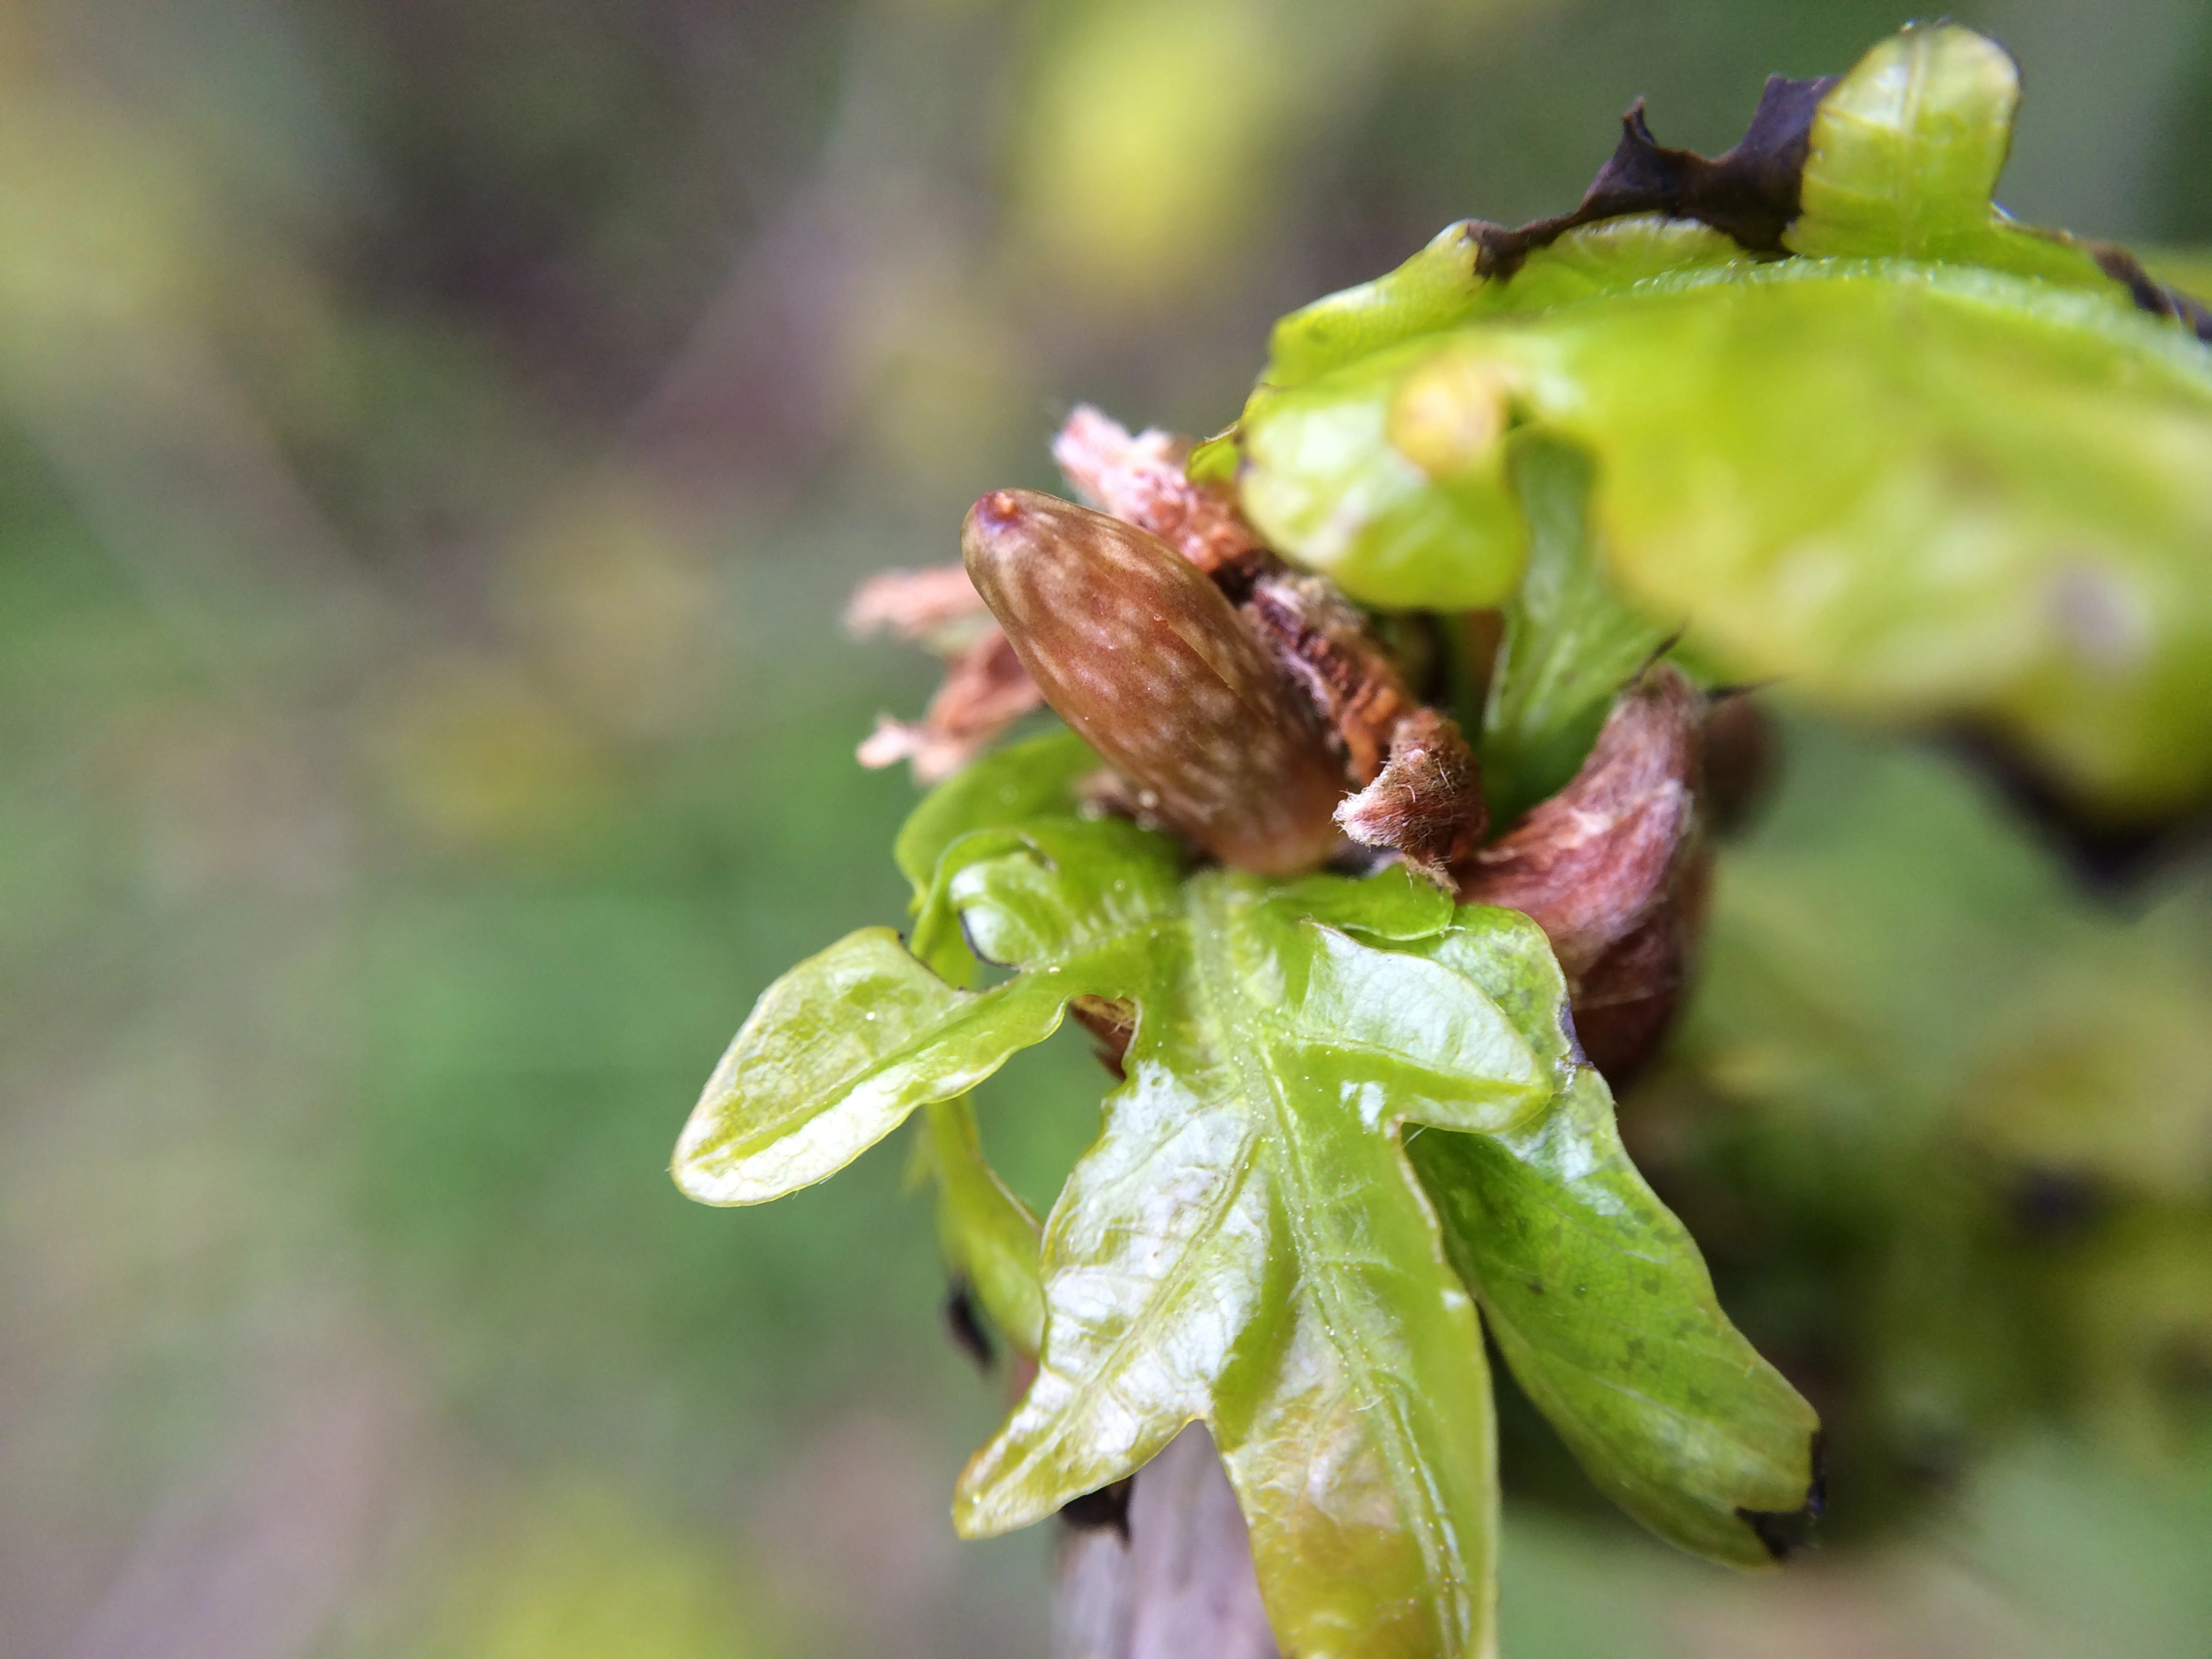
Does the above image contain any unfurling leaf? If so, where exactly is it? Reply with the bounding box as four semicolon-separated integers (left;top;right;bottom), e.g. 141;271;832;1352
1229;22;2212;815
676;738;1820;1658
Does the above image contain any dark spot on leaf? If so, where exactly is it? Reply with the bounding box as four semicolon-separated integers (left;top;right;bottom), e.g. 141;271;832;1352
2009;1168;2107;1240
1059;1477;1134;1540
943;1277;996;1371
1736;1431;1824;1561
1525;1278;1544;1295
1474;74;1837;280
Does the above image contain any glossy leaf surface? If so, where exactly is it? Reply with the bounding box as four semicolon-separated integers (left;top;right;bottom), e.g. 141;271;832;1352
1784;24;2118;295
676;740;1822;1655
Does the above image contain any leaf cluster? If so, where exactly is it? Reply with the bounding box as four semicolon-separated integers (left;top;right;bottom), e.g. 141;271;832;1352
676;733;1816;1658
1227;24;2212;817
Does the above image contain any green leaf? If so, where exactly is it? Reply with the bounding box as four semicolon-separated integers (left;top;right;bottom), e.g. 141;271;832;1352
670;926;1069;1206
893;727;1097;897
677;817;1193;1206
1784;23;2119;302
1235;336;1532;610
1479;438;1669;822
891;734;1104;1352
1235;22;2212;814
1263;216;1750;395
920;1097;1046;1355
1242;260;2212;811
1380;907;1820;1565
952;861;1530;1659
680;757;1824;1650
1412;1070;1820;1568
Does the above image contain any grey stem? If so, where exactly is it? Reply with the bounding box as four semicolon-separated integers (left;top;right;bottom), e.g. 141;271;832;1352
1049;1425;1281;1659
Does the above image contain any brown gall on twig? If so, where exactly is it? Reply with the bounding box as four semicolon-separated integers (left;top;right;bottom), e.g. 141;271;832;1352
962;488;1346;878
1462;665;1704;1083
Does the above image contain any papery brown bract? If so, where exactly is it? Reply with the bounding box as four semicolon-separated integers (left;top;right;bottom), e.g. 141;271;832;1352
1242;572;1420;784
857;626;1044;783
962;489;1345;877
1051;405;1269;578
1336;708;1487;888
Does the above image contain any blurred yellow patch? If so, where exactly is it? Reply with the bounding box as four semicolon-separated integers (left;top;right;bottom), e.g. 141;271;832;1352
501;474;724;740
0;86;209;380
368;655;611;853
426;1485;772;1659
1015;0;1292;302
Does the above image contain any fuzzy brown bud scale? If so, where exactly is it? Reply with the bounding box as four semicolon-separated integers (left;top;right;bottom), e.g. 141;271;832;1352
1336;709;1487;887
962;489;1345;878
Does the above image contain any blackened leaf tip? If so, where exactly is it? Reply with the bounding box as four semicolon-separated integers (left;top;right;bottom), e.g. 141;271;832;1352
1057;1478;1134;1541
945;1277;997;1371
1479;68;1839;279
1735;1431;1826;1561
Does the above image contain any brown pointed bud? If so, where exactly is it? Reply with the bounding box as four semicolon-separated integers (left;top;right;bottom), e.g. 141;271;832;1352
1460;665;1703;1082
962;488;1345;876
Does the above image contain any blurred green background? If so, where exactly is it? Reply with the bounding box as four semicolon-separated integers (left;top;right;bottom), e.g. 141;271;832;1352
3;1;2211;1654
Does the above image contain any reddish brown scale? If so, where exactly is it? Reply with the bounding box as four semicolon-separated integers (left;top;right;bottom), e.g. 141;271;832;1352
1461;666;1698;976
1241;573;1418;784
962;489;1345;877
1569;847;1711;1086
1461;665;1704;1082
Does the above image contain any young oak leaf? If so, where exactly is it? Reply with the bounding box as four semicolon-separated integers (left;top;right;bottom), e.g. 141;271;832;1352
1250;24;2203;407
1232;23;2212;815
679;815;1549;1657
676;733;1823;1654
1338;899;1822;1568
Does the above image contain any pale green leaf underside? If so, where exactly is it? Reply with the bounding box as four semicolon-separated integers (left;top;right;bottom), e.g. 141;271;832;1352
1242;258;2212;811
1233;22;2212;812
